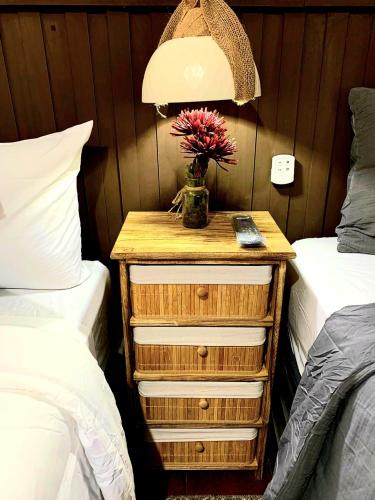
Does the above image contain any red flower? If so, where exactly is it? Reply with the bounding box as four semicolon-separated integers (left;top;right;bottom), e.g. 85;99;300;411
171;108;225;136
171;108;237;172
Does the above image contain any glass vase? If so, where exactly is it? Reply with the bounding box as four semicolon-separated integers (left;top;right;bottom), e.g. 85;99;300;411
182;176;209;229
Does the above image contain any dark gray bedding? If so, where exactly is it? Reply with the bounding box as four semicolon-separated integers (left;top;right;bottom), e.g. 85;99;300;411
265;303;375;500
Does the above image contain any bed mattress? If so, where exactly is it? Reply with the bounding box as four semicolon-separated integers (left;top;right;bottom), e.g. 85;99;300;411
0;260;110;367
288;237;375;374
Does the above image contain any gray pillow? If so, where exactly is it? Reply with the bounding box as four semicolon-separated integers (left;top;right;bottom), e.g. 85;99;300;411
349;87;375;168
336;166;375;254
336;87;375;254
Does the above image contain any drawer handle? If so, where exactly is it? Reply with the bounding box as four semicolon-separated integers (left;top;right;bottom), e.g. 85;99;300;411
195;442;205;453
197;346;208;357
197;287;209;300
199;398;209;410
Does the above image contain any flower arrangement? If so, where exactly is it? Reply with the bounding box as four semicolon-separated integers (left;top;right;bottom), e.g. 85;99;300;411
171;108;237;178
170;108;237;229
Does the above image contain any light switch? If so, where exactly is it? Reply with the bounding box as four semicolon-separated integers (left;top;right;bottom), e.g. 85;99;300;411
271;154;295;185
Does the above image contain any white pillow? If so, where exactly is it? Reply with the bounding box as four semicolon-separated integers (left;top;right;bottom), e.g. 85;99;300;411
0;121;93;289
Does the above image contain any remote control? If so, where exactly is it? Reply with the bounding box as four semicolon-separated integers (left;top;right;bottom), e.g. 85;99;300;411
232;215;265;247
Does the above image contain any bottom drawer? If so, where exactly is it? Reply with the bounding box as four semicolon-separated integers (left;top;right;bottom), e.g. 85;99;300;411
146;428;257;469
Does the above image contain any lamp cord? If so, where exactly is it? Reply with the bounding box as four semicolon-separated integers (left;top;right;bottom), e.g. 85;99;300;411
155;104;168;119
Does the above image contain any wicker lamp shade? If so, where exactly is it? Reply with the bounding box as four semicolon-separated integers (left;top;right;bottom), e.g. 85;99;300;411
142;36;261;105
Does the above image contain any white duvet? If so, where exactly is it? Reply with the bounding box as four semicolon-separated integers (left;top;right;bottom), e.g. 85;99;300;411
0;316;135;500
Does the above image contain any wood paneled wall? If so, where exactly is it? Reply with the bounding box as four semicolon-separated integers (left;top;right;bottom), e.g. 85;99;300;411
0;5;374;262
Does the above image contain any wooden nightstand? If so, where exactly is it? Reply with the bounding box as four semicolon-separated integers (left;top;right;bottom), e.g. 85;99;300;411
111;211;295;478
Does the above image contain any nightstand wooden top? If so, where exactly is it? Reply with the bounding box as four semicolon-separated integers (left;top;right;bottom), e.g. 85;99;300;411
111;211;296;262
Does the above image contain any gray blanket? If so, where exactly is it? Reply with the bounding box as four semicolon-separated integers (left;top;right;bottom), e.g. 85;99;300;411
265;303;375;500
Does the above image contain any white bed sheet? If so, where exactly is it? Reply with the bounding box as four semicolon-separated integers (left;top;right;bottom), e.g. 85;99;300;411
0;393;97;500
0;260;110;367
288;237;375;374
0;319;135;500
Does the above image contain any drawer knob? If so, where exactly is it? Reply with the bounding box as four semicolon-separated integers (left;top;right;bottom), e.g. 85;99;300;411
195;442;205;453
199;398;209;410
197;346;208;357
197;287;209;299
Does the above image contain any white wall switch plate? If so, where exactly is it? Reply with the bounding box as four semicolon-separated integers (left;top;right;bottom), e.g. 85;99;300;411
271;154;295;185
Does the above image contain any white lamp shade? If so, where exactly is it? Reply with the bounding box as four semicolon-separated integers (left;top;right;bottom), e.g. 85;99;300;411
142;36;261;105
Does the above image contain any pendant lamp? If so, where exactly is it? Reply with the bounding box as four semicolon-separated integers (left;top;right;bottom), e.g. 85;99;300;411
142;0;261;107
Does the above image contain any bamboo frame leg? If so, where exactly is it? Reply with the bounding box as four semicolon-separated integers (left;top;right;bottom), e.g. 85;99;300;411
255;261;286;479
119;262;136;419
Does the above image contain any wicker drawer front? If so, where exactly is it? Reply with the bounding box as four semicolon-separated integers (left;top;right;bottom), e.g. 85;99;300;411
135;344;264;373
146;428;257;468
129;265;272;319
140;397;262;424
138;381;264;425
131;283;270;319
149;440;256;468
134;327;266;374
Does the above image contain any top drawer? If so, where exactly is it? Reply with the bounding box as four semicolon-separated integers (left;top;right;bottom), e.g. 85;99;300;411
130;265;272;320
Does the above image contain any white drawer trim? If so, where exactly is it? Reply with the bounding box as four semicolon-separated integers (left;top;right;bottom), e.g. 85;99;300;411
134;326;266;346
146;428;258;442
130;265;272;285
138;381;264;399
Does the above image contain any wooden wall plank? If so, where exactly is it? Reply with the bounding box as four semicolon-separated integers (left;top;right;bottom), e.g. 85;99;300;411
215;14;263;211
17;12;55;135
107;11;140;214
0;37;18;141
252;14;283;212
65;12;99;145
303;12;349;237
0;12;55;138
88;12;124;250
287;14;326;242
41;13;77;130
129;12;160;210
365;15;375;90
269;13;305;233
79;146;110;259
239;13;263;210
323;13;373;236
